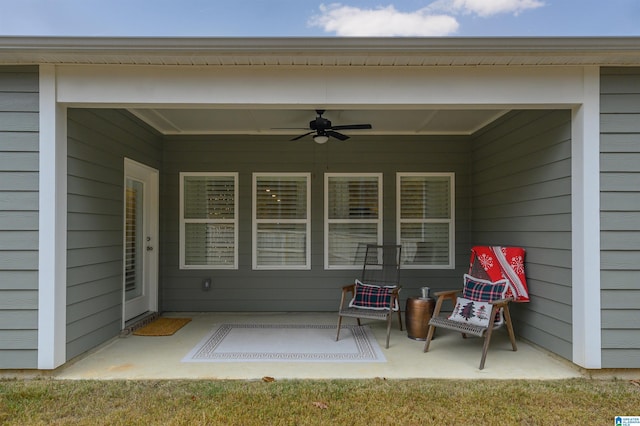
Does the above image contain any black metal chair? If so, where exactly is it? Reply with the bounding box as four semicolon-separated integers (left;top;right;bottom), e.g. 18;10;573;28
336;244;403;349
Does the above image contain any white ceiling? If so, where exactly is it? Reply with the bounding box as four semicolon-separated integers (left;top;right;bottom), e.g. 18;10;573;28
128;108;509;137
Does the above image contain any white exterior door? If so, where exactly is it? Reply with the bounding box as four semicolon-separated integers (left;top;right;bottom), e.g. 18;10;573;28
123;158;159;323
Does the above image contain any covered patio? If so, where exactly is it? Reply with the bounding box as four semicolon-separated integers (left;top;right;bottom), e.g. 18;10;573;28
6;37;632;373
55;312;581;380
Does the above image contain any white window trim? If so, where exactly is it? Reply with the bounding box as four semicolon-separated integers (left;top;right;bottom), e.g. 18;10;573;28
252;172;311;270
179;172;238;269
396;172;455;270
324;172;383;270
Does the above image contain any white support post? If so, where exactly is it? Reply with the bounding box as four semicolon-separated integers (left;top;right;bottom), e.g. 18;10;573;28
38;65;67;369
571;66;602;369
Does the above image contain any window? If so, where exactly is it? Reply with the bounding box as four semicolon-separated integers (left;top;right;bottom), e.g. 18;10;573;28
397;173;454;269
325;173;382;269
180;173;238;269
253;173;311;269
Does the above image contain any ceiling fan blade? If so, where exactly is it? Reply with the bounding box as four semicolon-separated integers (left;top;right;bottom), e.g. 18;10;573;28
290;131;314;141
327;130;349;141
331;124;372;130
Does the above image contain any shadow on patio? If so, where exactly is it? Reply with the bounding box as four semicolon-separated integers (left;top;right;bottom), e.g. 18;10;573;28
55;312;582;380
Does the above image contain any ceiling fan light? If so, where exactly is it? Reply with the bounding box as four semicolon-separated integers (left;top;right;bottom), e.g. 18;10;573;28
313;134;329;144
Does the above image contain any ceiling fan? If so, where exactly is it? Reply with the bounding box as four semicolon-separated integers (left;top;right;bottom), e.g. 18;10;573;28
289;110;372;143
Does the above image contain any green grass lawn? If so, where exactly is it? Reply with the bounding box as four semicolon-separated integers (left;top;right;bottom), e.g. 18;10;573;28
1;378;639;425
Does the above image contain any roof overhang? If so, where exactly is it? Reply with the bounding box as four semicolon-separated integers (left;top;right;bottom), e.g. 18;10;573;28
1;36;640;67
13;37;621;137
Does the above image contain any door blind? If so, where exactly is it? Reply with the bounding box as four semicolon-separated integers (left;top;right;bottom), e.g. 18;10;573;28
125;180;144;298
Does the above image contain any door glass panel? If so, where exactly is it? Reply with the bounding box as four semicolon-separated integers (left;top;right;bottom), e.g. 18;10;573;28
125;178;144;301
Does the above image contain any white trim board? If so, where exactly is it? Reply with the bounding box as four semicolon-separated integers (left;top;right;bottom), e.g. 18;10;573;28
55;65;588;108
38;65;67;369
571;66;602;369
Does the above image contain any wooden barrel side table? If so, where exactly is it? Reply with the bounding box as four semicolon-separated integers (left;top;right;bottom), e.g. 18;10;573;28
405;296;435;340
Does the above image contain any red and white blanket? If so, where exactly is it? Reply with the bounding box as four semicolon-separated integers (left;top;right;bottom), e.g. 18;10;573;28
470;246;529;302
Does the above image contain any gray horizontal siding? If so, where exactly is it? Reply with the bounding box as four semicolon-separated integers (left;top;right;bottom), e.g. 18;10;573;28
66;108;162;361
0;66;39;369
600;350;640;367
600;67;640;368
161;134;473;312
471;109;573;362
0;92;38;112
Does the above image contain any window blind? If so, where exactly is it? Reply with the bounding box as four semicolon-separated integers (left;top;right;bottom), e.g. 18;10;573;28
183;176;235;219
254;174;310;269
256;176;307;219
398;173;454;268
326;174;382;268
181;173;237;269
400;176;451;219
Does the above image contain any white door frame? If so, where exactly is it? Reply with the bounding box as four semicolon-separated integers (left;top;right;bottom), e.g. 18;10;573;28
122;158;159;325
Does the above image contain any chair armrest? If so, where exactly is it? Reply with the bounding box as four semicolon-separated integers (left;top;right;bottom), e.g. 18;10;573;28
341;284;355;299
433;289;460;298
431;289;460;317
387;285;401;310
339;284;355;309
489;298;514;308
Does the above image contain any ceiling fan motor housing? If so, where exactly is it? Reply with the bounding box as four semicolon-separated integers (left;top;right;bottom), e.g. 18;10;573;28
310;117;331;131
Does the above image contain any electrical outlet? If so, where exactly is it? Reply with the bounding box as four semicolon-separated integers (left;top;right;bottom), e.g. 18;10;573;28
202;278;212;291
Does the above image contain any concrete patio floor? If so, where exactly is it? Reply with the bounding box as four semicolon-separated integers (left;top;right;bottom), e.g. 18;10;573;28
52;312;583;380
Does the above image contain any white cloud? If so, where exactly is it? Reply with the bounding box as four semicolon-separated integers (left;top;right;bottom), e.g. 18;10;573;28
430;0;545;17
309;4;459;37
310;0;546;37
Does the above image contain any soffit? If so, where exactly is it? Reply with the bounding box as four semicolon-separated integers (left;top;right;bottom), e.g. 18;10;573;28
128;108;509;136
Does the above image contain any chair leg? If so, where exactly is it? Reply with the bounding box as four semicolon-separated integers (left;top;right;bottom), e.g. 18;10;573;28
336;315;343;341
479;325;495;370
385;314;392;349
503;305;518;351
397;308;403;331
423;325;436;352
480;304;505;370
424;295;445;353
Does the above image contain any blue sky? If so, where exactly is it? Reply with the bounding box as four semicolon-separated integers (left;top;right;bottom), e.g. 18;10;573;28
0;0;638;37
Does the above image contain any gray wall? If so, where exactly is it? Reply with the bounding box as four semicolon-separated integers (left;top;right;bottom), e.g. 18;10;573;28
161;135;474;312
66;109;162;360
471;110;573;361
0;66;39;369
600;67;640;368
